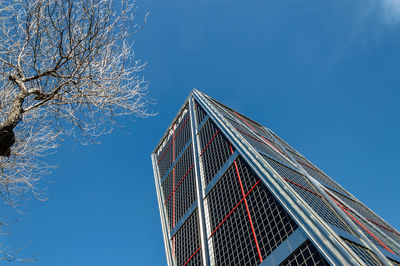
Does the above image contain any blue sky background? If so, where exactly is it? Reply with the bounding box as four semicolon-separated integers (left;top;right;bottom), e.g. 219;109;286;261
4;0;400;265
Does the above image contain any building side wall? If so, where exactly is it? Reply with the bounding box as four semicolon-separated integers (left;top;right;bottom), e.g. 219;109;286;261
152;91;400;266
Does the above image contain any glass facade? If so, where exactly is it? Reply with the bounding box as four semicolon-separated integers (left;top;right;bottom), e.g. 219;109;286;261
152;90;400;266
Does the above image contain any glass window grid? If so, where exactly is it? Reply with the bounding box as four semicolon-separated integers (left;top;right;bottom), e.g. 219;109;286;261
165;193;174;231
287;150;351;197
330;189;400;245
184;249;202;266
208;97;286;158
156;92;400;266
174;145;197;225
205;155;298;265
208;97;269;141
350;210;400;256
208;98;244;123
233;111;277;144
161;169;174;231
263;156;354;234
207;94;352;203
195;101;207;126
269;130;298;155
162;170;174;205
225;116;291;166
246;176;298;259
205;162;246;231
174;210;202;266
174;113;191;158
157;136;174;179
223;115;286;156
162;145;197;231
198;119;233;187
157;106;190;178
279;239;330;266
209;203;260;266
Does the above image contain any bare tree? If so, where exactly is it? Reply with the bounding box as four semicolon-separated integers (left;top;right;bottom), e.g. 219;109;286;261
0;0;150;208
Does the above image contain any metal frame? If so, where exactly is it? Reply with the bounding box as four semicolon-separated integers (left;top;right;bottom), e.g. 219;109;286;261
152;97;193;266
152;153;174;266
188;96;210;266
193;90;373;265
203;151;239;197
170;200;198;238
160;139;192;184
265;126;394;265
259;228;308;266
152;89;400;266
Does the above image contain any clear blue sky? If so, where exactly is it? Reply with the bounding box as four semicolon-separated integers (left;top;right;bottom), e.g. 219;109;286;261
4;0;400;265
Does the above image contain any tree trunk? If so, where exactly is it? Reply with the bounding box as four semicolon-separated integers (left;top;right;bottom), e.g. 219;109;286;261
0;80;27;156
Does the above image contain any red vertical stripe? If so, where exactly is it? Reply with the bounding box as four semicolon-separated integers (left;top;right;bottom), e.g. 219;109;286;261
157;115;190;165
172;125;176;258
164;164;195;205
230;144;263;262
209;180;261;239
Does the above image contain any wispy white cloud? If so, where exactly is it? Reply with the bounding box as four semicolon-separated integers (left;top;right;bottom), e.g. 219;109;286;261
381;0;400;24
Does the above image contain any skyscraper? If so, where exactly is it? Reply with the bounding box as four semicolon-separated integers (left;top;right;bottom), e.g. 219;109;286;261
151;90;400;266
